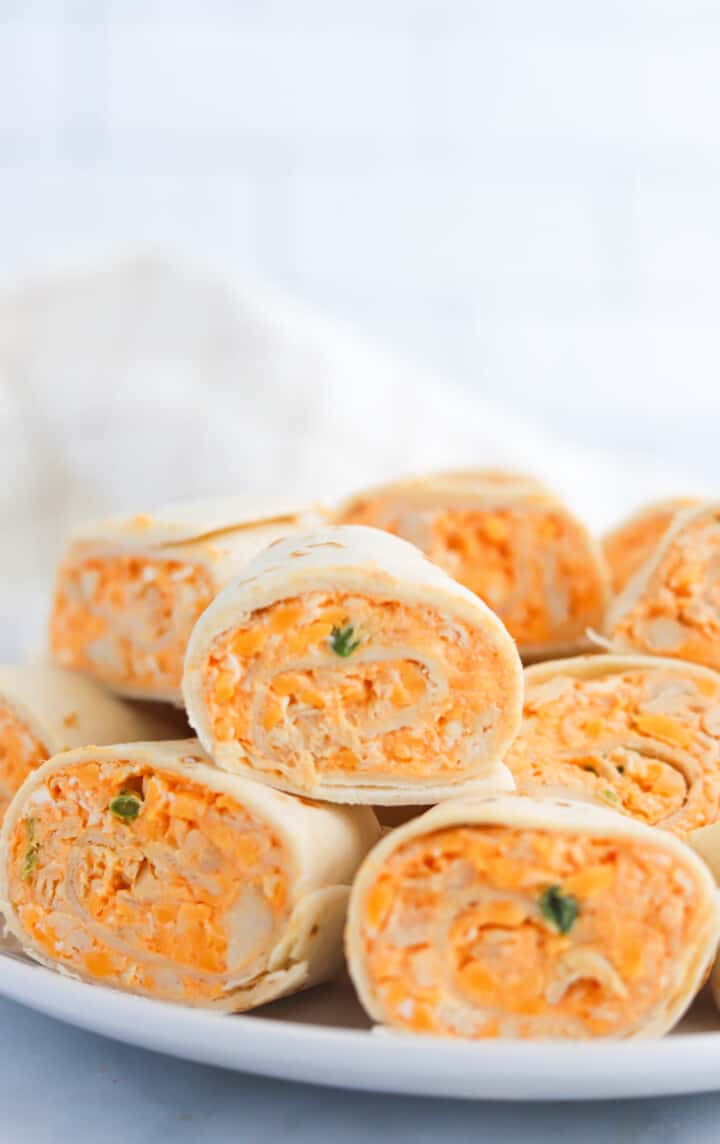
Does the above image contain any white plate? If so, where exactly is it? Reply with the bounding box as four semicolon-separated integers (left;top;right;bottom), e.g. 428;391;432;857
2;948;720;1101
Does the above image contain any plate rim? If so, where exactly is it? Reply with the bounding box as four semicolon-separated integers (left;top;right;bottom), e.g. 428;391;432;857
3;951;720;1101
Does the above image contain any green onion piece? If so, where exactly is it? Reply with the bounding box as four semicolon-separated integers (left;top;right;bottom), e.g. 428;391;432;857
330;624;361;658
538;885;579;934
109;791;143;821
21;817;39;881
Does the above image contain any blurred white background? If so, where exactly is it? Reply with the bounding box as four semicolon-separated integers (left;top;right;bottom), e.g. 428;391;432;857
2;1;720;655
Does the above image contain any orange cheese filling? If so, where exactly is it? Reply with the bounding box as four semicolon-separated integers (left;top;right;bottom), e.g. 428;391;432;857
202;591;512;785
8;762;290;1005
603;501;697;595
50;551;215;695
609;513;720;670
0;704;48;819
506;667;720;833
361;824;703;1039
340;500;605;652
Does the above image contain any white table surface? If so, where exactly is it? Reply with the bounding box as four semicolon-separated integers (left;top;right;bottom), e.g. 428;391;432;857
3;995;720;1144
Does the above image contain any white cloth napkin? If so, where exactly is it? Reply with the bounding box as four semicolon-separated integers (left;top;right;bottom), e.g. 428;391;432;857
0;253;714;661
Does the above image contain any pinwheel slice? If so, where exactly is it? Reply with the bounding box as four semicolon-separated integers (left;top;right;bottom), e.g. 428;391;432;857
347;795;719;1039
183;525;523;804
49;497;326;704
603;498;699;595
505;654;720;834
607;502;720;670
0;665;176;822
337;471;608;659
0;740;379;1010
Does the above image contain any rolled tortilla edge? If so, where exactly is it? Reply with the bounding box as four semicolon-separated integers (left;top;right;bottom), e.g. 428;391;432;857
0;664;177;752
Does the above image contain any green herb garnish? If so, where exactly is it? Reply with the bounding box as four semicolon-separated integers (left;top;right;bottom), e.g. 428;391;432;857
603;788;618;803
21;817;39;881
109;791;143;821
538;885;578;934
330;624;361;658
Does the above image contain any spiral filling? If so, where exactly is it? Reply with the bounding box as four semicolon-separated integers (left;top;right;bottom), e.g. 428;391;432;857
8;760;290;1005
341;499;604;651
50;551;215;695
0;704;48;819
603;503;695;595
202;591;510;787
360;824;703;1039
609;513;720;669
507;667;720;833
